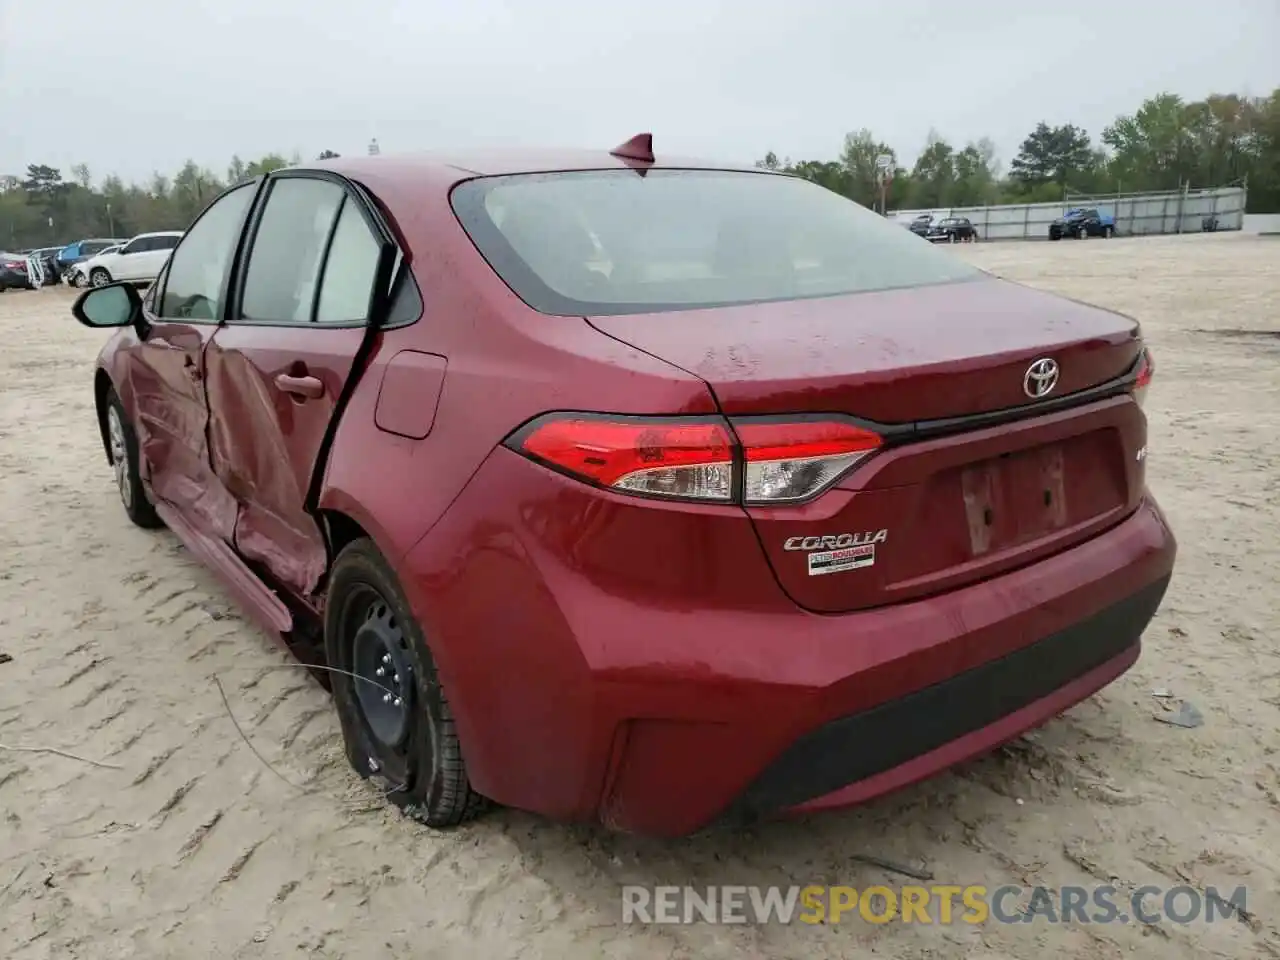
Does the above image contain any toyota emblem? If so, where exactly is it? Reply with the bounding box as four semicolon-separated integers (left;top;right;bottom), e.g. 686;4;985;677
1023;358;1059;399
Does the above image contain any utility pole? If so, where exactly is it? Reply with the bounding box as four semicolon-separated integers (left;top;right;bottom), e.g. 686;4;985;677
368;138;381;157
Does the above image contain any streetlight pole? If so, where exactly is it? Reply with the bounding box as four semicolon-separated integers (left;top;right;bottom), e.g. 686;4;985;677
106;202;115;236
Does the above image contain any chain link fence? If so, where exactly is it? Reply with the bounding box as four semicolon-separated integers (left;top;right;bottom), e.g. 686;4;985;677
891;184;1247;241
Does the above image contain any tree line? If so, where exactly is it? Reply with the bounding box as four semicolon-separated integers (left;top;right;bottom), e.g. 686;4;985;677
3;86;1278;250
758;89;1279;214
0;149;342;251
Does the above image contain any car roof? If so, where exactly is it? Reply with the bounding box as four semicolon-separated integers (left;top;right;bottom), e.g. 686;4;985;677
132;230;184;238
309;146;760;189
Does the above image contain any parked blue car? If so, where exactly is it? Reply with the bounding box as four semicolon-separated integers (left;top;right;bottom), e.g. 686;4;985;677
1049;207;1115;240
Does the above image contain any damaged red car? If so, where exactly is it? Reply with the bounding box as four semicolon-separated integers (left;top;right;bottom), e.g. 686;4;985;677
75;136;1176;837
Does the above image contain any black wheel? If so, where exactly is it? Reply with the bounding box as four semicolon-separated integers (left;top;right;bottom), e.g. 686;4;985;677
1104;225;1114;238
325;538;487;827
105;388;163;529
90;267;111;287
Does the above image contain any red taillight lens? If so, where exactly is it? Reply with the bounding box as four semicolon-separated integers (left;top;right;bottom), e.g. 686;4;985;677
733;419;882;504
509;414;882;504
517;416;735;501
1132;347;1154;408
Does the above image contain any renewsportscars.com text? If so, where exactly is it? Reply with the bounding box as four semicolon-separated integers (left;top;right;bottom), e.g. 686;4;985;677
621;884;1249;926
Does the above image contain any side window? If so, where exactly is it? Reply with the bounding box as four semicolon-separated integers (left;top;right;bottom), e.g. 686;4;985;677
158;184;255;322
156;235;180;251
119;238;141;255
316;199;381;324
240;178;344;323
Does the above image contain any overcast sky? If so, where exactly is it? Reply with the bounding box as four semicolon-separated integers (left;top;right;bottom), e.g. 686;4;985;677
1;0;1277;185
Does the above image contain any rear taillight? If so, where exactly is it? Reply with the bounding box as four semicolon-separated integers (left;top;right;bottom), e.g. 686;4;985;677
509;414;881;505
1131;347;1154;408
518;417;735;501
735;419;882;504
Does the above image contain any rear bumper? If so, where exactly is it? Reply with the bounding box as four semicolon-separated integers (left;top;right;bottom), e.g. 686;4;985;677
400;450;1176;837
725;575;1165;822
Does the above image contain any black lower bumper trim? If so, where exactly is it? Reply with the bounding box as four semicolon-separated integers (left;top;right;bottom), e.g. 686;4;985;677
727;575;1171;821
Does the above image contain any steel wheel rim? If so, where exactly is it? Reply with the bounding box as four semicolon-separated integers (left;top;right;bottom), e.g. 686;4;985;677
107;407;131;508
342;587;422;778
91;271;108;287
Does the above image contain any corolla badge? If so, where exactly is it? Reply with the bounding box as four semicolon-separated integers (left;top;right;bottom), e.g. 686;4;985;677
1023;357;1060;399
783;530;888;551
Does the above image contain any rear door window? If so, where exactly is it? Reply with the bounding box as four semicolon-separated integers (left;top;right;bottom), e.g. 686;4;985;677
240;178;344;323
315;199;381;324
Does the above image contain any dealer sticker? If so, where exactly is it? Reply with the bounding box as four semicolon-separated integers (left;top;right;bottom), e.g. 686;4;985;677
807;543;875;576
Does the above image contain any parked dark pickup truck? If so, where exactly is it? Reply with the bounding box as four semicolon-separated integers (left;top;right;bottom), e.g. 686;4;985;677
1049;207;1116;240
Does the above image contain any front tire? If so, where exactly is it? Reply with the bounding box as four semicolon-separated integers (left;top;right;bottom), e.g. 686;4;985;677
90;267;111;287
325;538;487;828
105;389;163;529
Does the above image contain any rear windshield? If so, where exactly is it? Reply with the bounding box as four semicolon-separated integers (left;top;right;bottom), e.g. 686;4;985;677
450;169;982;317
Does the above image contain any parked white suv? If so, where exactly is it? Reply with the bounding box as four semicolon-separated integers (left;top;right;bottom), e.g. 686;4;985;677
82;231;183;287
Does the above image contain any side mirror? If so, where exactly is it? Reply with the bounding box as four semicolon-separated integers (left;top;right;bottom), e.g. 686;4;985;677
73;281;142;329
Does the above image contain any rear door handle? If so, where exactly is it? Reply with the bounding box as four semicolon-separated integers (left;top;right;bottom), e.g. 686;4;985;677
275;373;325;400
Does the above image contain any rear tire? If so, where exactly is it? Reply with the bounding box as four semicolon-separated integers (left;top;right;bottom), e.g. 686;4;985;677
1104;225;1114;238
325;538;488;828
105;388;163;529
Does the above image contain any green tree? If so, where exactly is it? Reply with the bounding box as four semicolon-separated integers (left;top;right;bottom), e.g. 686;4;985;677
952;139;1000;206
788;160;852;198
906;130;956;209
1009;122;1095;190
756;150;781;171
839;129;897;207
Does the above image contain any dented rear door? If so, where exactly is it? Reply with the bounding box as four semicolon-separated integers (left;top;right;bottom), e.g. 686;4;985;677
205;172;385;597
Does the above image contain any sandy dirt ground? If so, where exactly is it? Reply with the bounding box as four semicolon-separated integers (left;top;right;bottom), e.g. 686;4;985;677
1;234;1277;959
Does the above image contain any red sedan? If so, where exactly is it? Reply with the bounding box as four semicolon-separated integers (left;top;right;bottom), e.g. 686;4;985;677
73;135;1175;837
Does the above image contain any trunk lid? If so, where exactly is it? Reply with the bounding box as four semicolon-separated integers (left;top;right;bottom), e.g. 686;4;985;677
589;277;1147;613
589;277;1140;422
